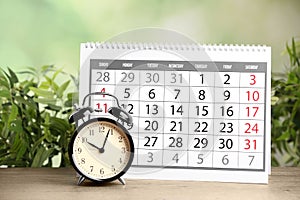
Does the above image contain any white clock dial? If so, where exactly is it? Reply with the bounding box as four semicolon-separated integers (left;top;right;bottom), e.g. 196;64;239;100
70;118;134;181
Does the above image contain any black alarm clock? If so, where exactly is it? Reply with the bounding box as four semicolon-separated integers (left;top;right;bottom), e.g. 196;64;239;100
68;92;134;185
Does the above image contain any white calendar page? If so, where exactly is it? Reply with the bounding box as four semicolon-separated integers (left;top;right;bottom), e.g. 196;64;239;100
79;43;271;184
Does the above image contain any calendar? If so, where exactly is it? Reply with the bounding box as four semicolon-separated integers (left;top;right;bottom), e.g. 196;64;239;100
79;42;271;184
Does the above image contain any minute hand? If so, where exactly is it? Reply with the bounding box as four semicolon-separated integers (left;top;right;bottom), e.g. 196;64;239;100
99;129;110;153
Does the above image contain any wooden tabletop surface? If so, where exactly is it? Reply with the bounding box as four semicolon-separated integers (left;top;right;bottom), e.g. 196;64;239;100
0;167;299;200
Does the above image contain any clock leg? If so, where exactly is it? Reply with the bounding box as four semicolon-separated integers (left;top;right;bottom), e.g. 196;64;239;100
118;177;126;185
77;175;86;185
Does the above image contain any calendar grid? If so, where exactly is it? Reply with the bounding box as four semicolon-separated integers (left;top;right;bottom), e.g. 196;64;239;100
187;71;191;167
212;72;216;168
88;59;267;171
237;72;241;168
136;70;141;165
162;70;166;167
263;70;268;171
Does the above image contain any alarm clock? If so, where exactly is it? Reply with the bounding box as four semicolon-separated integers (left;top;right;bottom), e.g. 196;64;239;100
68;92;134;185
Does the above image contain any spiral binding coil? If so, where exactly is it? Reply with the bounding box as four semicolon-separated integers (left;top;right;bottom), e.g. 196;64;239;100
84;42;267;52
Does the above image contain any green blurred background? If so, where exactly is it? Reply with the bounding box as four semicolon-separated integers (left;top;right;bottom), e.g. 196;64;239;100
0;0;299;73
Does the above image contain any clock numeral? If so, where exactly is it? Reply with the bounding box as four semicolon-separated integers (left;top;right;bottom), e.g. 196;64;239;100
90;166;94;172
89;129;94;136
121;147;126;153
100;168;104;175
77;147;82;154
119;158;123;164
118;136;123;142
81;137;87;143
81;158;85;164
99;126;105;133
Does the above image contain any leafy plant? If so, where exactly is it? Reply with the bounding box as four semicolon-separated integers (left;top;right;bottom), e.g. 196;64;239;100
0;65;78;167
271;37;300;166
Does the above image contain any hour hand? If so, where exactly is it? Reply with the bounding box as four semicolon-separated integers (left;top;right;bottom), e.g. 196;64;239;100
87;141;101;150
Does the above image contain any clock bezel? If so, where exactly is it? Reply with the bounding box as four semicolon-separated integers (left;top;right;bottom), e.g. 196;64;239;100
68;117;134;183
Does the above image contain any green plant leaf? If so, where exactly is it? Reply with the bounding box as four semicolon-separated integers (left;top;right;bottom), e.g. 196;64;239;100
0;149;9;159
57;80;70;98
16;140;28;161
271;155;280;167
0;72;10;89
45;104;62;112
39;81;50;89
65;92;78;106
64;100;74;107
14;96;37;109
31;147;54;167
29;87;54;98
41;65;54;75
8;119;23;133
70;74;79;89
17;70;36;76
31;135;46;154
33;97;57;104
49;117;69;136
285;141;299;159
0;89;11;99
8;104;18;124
8;67;19;85
52;81;59;92
276;130;290;141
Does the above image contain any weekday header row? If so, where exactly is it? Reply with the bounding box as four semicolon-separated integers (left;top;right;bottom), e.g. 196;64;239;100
90;59;267;72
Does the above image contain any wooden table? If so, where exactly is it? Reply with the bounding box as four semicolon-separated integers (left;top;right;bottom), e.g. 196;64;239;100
0;167;299;200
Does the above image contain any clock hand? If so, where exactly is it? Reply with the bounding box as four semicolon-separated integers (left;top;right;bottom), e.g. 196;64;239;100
87;141;102;150
99;129;110;153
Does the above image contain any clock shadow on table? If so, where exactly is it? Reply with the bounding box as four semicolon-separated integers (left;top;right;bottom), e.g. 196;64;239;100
75;179;122;187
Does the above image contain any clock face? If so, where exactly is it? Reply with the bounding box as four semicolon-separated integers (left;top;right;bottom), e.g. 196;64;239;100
69;118;134;182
